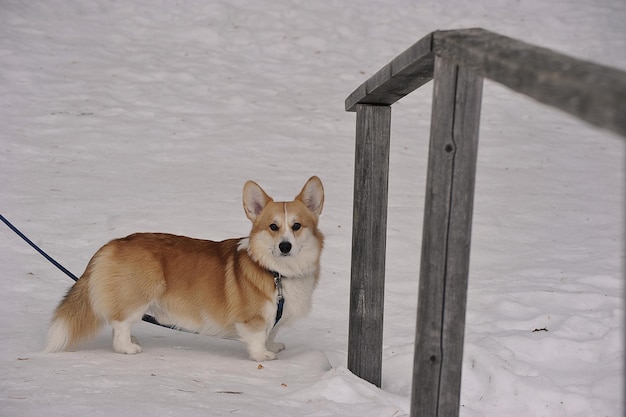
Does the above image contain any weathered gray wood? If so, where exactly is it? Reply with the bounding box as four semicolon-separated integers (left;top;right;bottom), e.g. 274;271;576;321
346;28;626;137
345;33;434;111
433;28;626;138
347;103;392;387
345;27;625;417
411;56;483;417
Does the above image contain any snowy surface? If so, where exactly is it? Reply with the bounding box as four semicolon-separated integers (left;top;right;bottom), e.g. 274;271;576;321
1;1;624;416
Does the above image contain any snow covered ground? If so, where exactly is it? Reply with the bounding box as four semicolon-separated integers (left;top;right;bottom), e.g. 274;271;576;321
1;1;624;416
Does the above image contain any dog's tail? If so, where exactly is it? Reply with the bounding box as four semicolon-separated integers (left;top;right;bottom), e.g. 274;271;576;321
45;266;104;353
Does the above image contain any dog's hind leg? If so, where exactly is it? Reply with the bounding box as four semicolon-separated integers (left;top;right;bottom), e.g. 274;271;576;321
110;307;148;354
87;243;167;354
111;320;142;354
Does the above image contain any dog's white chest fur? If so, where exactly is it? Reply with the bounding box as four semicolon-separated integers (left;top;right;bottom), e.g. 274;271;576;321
277;273;317;324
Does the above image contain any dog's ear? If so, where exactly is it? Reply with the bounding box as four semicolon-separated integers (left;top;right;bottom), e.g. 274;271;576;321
243;180;273;221
296;176;324;217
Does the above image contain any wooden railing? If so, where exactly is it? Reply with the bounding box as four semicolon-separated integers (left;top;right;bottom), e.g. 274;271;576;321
345;28;626;417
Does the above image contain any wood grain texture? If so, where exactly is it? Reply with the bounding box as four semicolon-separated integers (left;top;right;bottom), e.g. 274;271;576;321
410;57;483;417
433;28;626;137
346;28;626;137
345;26;624;417
345;33;434;111
347;104;392;387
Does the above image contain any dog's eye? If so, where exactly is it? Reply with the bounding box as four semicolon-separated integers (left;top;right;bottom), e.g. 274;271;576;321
269;223;279;231
292;223;301;231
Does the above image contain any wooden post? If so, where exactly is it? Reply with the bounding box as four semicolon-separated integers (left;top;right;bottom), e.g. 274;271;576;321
348;103;392;387
343;27;626;416
410;56;483;417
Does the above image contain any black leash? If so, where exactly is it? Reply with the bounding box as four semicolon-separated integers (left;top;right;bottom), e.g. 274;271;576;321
1;214;80;281
0;213;187;333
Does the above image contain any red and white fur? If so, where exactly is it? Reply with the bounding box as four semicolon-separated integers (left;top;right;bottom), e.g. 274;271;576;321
45;176;324;361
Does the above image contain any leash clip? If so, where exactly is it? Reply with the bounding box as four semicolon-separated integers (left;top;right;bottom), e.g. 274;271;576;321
273;272;284;301
272;271;285;326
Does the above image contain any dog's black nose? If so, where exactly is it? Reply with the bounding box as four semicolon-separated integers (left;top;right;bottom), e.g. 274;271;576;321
279;241;292;254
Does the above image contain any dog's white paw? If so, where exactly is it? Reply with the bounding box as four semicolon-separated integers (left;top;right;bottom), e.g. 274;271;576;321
113;339;143;355
250;350;278;362
267;342;286;353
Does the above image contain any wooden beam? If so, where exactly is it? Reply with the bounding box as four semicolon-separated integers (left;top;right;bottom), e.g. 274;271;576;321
433;28;626;138
346;28;626;138
411;56;483;417
344;27;626;414
345;33;434;111
347;104;392;387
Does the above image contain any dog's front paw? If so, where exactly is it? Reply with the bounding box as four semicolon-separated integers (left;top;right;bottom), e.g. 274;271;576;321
267;342;286;353
250;350;278;362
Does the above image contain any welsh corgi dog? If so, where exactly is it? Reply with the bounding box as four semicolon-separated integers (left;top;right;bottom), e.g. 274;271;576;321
45;176;324;361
